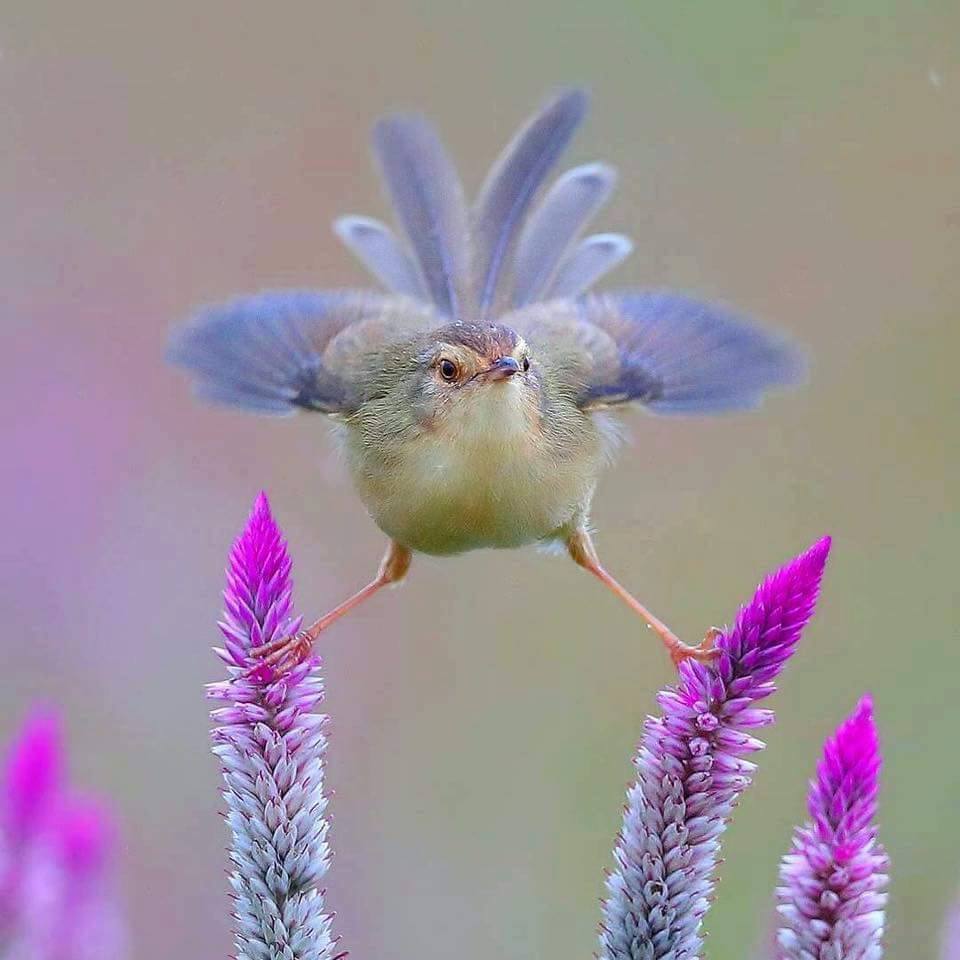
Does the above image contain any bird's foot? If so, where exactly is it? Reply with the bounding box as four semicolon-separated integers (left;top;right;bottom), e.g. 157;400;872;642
669;627;722;668
236;542;412;683
243;625;319;681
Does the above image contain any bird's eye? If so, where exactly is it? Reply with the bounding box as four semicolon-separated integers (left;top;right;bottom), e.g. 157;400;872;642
438;358;459;382
521;356;530;372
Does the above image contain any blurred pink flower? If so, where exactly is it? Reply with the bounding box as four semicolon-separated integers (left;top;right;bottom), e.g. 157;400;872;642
0;709;126;960
2;711;61;845
777;696;889;960
942;895;960;960
208;492;336;960
600;537;831;960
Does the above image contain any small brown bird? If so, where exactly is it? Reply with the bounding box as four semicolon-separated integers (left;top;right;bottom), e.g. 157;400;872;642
168;89;803;674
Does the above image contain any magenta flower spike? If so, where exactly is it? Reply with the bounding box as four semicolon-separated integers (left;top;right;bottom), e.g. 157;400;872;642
208;492;336;960
0;710;126;960
776;696;889;960
941;896;960;960
600;536;832;960
2;710;62;844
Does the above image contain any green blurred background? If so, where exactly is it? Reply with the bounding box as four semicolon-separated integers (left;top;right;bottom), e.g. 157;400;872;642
2;1;958;956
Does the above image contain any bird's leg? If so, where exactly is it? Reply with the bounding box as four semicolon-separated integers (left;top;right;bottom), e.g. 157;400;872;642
245;541;412;677
565;529;718;668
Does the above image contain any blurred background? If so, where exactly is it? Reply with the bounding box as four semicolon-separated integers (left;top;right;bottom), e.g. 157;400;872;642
2;1;958;956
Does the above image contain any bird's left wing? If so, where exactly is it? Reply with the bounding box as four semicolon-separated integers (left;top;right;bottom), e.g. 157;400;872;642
167;290;437;416
505;291;805;414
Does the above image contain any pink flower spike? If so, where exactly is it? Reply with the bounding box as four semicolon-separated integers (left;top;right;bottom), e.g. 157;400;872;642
54;794;115;877
777;696;889;960
209;493;337;959
601;537;831;960
218;491;300;671
3;708;62;840
0;710;126;959
941;894;960;960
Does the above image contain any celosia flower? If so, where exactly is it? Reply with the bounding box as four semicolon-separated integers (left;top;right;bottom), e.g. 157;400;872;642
600;536;831;960
776;696;889;960
941;896;960;960
0;709;126;960
2;711;61;845
207;492;336;960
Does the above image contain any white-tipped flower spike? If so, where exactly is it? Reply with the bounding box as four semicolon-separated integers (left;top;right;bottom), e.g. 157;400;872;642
600;538;831;960
777;696;889;960
207;493;336;960
941;894;960;960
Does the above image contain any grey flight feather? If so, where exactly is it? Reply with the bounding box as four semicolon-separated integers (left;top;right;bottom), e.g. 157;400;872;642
371;113;471;319
512;162;619;306
472;88;589;319
505;291;804;413
547;233;634;300
169;91;806;430
166;290;436;416
580;291;806;412
333;216;426;298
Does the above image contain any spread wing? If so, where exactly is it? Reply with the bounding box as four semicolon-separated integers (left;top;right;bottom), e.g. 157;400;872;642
166;290;438;416
505;291;805;414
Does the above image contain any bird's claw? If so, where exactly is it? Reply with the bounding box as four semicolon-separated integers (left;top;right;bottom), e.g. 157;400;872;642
242;629;316;681
669;627;722;668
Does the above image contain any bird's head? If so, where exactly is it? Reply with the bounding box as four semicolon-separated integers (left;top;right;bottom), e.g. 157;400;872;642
365;321;542;440
417;322;539;431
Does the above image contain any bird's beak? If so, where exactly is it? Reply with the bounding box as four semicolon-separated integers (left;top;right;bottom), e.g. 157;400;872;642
484;356;521;381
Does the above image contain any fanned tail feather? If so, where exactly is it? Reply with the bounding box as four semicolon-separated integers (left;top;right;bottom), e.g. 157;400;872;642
512;162;618;306
548;234;634;300
472;88;588;319
333;216;426;298
372;114;472;318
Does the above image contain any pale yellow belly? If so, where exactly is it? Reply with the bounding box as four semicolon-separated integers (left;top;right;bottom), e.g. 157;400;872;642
347;425;599;556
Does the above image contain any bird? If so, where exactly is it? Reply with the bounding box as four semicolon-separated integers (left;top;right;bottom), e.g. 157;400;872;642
167;88;804;676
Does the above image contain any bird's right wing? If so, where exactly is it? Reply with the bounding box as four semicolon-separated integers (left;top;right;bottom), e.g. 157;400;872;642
166;290;438;416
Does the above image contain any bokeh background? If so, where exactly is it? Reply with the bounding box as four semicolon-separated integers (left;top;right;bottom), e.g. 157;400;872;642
2;2;958;957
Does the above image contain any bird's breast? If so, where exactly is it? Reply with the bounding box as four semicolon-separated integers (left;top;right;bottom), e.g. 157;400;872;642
346;384;601;555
